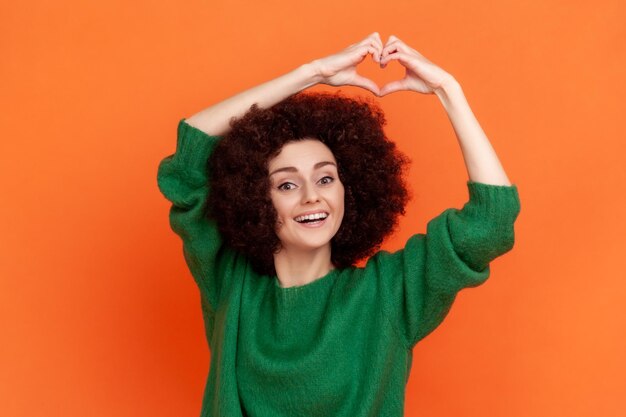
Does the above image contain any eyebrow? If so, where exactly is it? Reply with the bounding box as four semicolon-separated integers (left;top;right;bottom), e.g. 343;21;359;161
269;161;337;177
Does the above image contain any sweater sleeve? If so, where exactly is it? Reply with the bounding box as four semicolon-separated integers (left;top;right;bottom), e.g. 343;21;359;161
371;181;521;349
156;119;227;313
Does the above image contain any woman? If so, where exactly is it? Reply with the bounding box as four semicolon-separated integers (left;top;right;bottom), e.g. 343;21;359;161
157;32;520;417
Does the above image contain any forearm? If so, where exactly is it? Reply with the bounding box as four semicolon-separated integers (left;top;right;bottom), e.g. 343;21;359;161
185;62;322;136
434;78;511;186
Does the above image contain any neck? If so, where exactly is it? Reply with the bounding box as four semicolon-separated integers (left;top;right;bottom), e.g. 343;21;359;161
273;244;334;288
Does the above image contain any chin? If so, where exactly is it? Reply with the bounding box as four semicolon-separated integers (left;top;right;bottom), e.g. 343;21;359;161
279;235;334;254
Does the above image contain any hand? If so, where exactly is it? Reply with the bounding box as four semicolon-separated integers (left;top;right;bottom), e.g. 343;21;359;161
379;35;454;96
312;32;383;96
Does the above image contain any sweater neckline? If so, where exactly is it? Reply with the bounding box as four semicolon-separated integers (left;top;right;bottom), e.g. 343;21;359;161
272;268;340;293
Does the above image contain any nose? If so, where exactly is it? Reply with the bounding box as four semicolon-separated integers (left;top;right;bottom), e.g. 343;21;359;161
301;182;320;204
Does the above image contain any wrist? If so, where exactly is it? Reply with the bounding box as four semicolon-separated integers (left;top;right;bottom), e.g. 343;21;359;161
434;76;464;110
434;75;461;99
301;60;324;86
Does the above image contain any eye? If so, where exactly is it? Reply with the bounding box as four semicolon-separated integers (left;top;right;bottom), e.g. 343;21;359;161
318;176;334;185
277;182;297;191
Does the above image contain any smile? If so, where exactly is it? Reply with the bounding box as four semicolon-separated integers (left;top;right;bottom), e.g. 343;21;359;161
294;212;329;224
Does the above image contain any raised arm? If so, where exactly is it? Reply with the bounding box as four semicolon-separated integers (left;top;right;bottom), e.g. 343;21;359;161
367;36;520;348
184;65;318;136
378;35;511;186
185;32;385;136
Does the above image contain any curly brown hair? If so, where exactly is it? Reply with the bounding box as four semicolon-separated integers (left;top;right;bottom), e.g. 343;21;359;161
207;90;409;276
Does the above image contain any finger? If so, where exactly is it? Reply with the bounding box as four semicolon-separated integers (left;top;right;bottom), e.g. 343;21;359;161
352;44;373;62
383;36;423;61
381;45;401;64
356;44;379;63
351;74;381;96
368;31;382;44
380;51;418;71
380;51;412;67
387;35;423;58
368;46;380;63
382;39;411;60
358;43;380;63
384;35;400;50
379;79;406;97
370;32;384;51
357;31;380;47
368;33;384;61
357;33;383;62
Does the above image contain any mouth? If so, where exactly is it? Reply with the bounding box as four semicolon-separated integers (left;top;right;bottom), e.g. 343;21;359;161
293;211;329;227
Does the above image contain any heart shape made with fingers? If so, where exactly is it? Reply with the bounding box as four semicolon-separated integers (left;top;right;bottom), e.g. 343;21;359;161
348;55;406;97
359;56;407;96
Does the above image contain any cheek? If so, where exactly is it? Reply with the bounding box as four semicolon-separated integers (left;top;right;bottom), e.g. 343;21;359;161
334;186;346;222
337;184;346;209
270;193;294;221
333;197;346;236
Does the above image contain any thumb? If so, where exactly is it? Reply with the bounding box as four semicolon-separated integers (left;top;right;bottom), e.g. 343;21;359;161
350;74;381;96
379;79;407;97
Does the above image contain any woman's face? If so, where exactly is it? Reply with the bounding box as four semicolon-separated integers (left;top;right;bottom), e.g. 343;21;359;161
268;139;345;254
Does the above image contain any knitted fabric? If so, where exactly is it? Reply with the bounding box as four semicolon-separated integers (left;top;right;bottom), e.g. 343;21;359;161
157;119;521;417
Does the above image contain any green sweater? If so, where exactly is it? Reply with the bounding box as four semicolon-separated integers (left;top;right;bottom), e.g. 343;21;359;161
157;119;521;417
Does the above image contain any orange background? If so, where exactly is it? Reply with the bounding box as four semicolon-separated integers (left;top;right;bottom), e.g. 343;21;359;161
1;1;624;416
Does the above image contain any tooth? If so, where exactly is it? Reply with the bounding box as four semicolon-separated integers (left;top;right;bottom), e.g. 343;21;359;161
294;213;329;222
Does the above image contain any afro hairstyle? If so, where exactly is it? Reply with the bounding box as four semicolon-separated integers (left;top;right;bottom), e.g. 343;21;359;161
207;90;410;276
